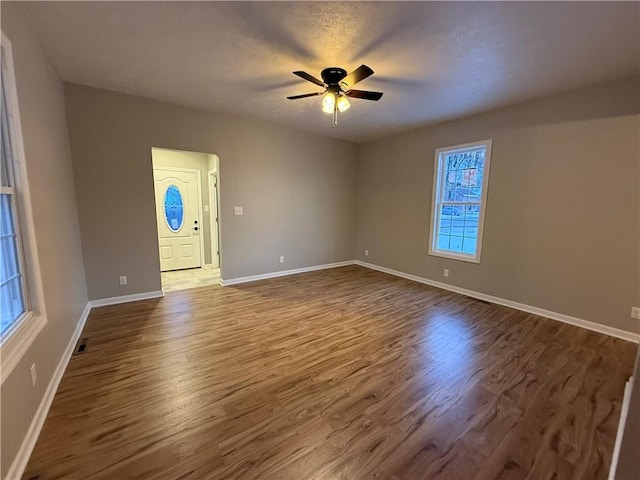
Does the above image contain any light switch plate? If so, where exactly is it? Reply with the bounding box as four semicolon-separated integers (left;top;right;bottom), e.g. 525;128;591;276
234;206;243;215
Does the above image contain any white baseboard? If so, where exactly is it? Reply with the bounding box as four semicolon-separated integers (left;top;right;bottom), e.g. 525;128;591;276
88;290;164;308
609;376;634;480
355;260;639;343
220;261;355;286
5;303;91;480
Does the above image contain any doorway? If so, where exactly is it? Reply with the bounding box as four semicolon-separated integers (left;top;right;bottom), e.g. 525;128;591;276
208;168;220;268
151;148;221;292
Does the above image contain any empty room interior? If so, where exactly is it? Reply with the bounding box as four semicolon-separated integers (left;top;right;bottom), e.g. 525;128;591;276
1;2;639;479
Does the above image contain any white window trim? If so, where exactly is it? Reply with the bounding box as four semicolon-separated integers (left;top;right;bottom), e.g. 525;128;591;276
428;139;492;264
1;32;47;384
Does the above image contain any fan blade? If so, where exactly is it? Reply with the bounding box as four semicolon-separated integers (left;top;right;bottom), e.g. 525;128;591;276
345;89;383;101
287;92;324;100
293;71;325;87
340;65;374;88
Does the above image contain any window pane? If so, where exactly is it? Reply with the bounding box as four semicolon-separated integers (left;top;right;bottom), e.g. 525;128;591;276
449;236;464;253
1;278;24;335
1;235;21;280
164;184;184;232
462;237;477;255
437;234;450;250
440;204;462;218
442;159;457;202
442;148;485;202
1;195;24;334
454;186;472;202
463;210;480;236
1;195;21;282
462;208;480;255
2;237;21;281
451;215;465;236
439;215;451;235
1;194;15;236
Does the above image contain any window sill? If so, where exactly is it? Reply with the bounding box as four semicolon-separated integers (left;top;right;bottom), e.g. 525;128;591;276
428;249;481;264
1;312;46;384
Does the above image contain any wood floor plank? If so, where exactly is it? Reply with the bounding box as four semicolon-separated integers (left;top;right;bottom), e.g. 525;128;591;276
473;393;575;480
24;266;636;480
364;384;506;479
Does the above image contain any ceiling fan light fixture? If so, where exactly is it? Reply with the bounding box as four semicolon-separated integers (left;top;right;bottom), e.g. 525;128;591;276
288;65;382;126
337;95;350;113
322;92;335;113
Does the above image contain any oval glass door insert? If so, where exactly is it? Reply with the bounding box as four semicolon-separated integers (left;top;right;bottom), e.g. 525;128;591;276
164;184;184;232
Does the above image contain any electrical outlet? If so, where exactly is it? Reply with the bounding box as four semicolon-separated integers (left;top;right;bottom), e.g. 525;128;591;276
365;249;369;256
279;256;284;263
443;269;449;278
234;206;243;215
119;275;127;286
631;307;640;320
30;363;37;387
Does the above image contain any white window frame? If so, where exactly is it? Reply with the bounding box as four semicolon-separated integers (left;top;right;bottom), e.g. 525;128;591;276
428;139;492;264
1;32;47;384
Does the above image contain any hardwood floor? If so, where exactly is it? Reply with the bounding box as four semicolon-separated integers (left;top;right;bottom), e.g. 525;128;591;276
25;266;636;480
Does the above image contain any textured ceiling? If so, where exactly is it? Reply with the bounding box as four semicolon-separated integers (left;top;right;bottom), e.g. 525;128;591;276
20;1;640;143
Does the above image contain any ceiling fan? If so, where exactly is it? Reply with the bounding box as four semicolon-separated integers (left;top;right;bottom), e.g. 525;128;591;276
287;65;383;127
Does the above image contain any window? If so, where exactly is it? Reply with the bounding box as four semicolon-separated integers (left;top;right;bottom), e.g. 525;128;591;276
164;184;184;232
428;139;492;263
1;33;47;383
1;145;27;334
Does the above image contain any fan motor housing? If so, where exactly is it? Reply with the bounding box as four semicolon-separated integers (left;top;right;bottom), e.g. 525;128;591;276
321;67;347;86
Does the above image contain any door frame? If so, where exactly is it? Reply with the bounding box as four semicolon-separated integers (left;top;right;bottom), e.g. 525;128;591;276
208;168;220;269
152;165;205;270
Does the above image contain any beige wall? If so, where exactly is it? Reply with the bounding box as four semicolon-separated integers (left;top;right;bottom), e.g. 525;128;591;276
152;148;214;265
0;5;88;477
64;84;359;300
356;76;640;334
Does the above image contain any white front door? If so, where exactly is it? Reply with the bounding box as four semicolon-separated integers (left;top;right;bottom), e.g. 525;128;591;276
154;168;202;271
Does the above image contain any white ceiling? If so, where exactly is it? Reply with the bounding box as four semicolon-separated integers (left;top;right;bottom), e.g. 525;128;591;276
20;1;640;143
